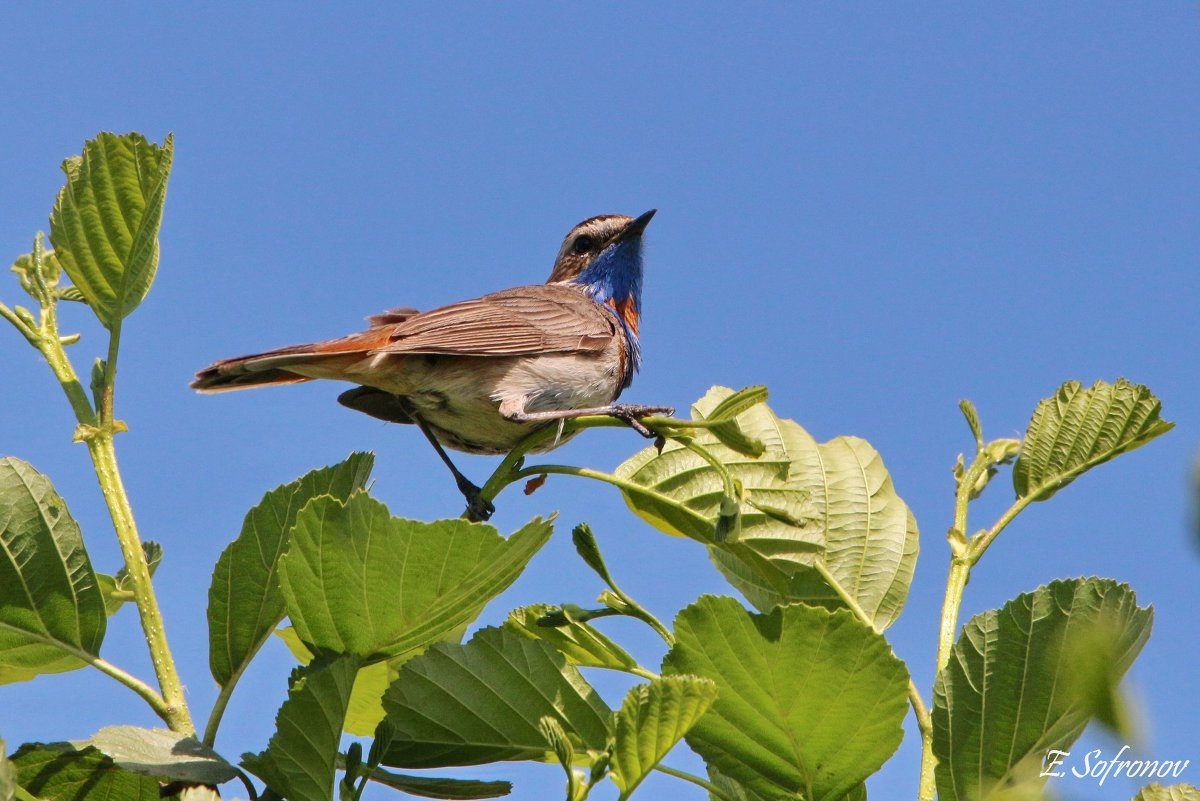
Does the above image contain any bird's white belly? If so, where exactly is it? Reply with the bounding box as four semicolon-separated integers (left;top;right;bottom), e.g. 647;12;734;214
340;349;622;454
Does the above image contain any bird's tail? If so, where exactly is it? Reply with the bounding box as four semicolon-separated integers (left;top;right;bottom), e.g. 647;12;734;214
191;345;337;393
193;323;396;393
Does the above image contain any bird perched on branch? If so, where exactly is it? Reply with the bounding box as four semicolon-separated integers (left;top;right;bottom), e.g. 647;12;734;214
192;210;670;520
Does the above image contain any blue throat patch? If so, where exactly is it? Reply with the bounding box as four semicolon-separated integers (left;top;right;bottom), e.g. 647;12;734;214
573;239;643;383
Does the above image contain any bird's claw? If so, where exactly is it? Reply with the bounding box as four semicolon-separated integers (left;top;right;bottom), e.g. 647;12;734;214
456;475;495;522
611;404;675;439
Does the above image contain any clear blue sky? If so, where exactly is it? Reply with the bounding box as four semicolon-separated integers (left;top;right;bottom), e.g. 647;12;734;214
2;4;1196;799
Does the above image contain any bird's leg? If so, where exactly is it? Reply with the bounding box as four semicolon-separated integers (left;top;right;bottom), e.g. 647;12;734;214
404;403;495;522
503;403;675;439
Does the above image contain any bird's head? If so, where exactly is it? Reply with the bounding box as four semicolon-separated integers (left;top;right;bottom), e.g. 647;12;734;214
546;210;655;288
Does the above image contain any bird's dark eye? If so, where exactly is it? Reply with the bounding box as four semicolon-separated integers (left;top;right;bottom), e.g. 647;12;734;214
571;235;595;254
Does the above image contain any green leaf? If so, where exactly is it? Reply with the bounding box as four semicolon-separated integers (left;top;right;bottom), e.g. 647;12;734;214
507;605;638;671
538;716;582;800
10;743;160;801
207;453;373;688
280;494;551;660
360;766;511;799
570;523;615;585
0;458;106;684
663;596;909;801
933;578;1153;801
56;285;87;303
1133;785;1200;801
707;766;796;801
15;543;160;684
616;386;822;548
711;437;920;631
707;420;765;457
707;385;770;421
707;768;860;801
276;626;396;737
87;726;238;785
610;676;718;800
48;132;173;327
243;655;361;801
619;387;918;630
381;626;612;768
1013;378;1174;502
959;399;984;445
10;244;64;304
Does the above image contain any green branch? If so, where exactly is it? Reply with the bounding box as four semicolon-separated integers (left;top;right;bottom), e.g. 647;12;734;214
0;621;169;723
653;764;738;801
2;252;194;734
919;412;1024;801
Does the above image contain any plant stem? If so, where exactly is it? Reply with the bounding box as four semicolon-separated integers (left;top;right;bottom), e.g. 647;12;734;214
918;450;1032;801
31;303;95;427
473;412;686;513
29;302;194;734
84;421;193;732
919;439;1033;799
88;653;174;721
628;665;660;681
0;620;171;722
99;321;121;423
203;681;237;747
234;769;260;801
966;495;1033;566
508;463;714;540
0;301;37;346
653;764;738;801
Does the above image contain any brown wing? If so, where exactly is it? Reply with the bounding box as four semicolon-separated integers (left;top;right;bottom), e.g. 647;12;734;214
372;284;616;356
191;284;614;392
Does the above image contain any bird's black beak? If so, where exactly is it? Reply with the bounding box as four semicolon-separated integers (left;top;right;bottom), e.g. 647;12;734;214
609;209;656;246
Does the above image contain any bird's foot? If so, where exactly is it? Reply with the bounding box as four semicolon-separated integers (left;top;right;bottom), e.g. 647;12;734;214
609;404;675;438
456;475;496;522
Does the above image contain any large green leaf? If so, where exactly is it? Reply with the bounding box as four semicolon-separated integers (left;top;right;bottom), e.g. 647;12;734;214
1134;785;1200;801
207;453;373;688
933;578;1153;801
380;626;612;768
10;744;160;801
1013;379;1173;502
3;544;159;686
279;494;551;660
707;769;862;801
617;386;918;630
243;655;360;801
663;596;908;801
710;439;920;631
0;458;106;683
86;726;238;785
276;625;397;737
610;676;718;800
48;132;173;327
507;605;638;672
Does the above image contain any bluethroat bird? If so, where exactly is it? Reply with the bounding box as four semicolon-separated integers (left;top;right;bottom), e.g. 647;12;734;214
192;210;671;520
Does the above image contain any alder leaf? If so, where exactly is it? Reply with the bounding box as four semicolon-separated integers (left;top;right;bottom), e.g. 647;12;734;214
933;578;1152;801
1013;378;1173;502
